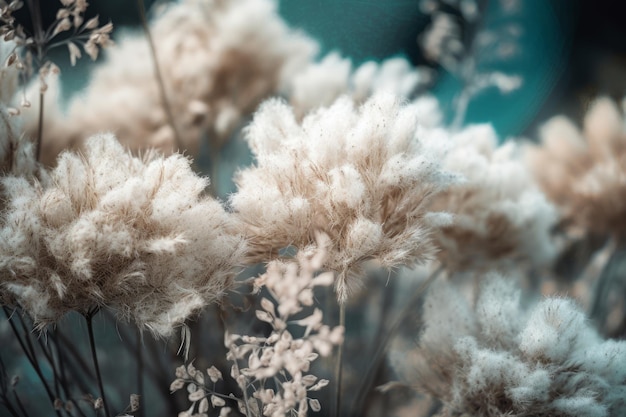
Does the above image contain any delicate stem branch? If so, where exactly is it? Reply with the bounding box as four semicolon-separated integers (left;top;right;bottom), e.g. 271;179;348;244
85;310;111;417
136;0;184;152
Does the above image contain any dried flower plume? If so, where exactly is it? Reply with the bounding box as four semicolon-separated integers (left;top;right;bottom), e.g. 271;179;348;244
230;93;458;302
0;134;246;336
430;124;557;270
391;276;626;416
527;97;626;237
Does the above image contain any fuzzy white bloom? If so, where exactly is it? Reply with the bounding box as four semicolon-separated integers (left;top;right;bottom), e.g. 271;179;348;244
0;134;246;336
430;124;558;270
230;93;458;302
25;0;317;164
526;97;626;237
287;52;430;117
391;276;626;417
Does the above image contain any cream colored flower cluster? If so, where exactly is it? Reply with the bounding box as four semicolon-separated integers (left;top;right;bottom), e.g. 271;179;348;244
391;276;626;417
527;97;626;238
230;93;459;301
287;52;430;117
429;124;557;271
0;134;245;336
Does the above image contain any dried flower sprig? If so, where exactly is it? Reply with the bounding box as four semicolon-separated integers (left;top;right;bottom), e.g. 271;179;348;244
0;0;112;66
0;0;113;161
231;93;459;302
0;133;246;336
172;237;343;417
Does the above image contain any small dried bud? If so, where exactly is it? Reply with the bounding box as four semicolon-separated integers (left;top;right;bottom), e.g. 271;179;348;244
198;398;209;413
309;398;321;412
93;398;103;410
64;400;74;412
129;394;140;412
56;8;70;19
170;378;185;392
5;51;16;66
84;15;99;30
211;395;226;407
67;42;81;66
8;1;23;12
54;399;63;410
188;389;205;402
73;14;83;28
52;18;71;37
207;366;223;383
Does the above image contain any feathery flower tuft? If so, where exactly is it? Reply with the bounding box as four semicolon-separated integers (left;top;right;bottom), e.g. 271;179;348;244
391;275;626;417
230;93;458;302
526;97;626;237
287;52;430;117
430;124;558;270
0;134;246;336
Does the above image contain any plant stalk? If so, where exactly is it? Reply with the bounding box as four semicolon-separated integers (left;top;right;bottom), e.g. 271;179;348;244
136;0;184;152
85;310;111;417
333;302;346;417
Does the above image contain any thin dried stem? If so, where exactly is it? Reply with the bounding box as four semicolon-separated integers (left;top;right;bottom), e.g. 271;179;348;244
136;328;144;417
351;265;444;416
333;302;346;417
136;0;184;152
36;92;44;162
2;307;63;417
85;309;111;417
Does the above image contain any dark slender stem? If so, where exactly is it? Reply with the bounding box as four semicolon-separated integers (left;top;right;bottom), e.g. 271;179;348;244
0;398;22;417
52;331;89;417
2;308;63;417
136;328;144;417
351;265;443;416
0;357;22;417
85;311;111;417
136;0;183;152
333;303;345;417
36;91;44;162
12;391;30;417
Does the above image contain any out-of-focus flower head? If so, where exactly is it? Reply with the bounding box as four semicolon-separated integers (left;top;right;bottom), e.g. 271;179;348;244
26;0;317;165
391;275;626;416
527;97;626;238
430;124;558;271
